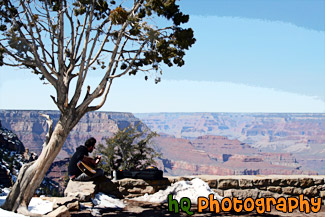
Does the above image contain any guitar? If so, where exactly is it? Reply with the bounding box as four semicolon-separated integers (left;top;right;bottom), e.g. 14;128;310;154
77;156;101;177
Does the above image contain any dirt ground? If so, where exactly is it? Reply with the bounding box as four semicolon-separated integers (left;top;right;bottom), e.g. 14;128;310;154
70;200;325;217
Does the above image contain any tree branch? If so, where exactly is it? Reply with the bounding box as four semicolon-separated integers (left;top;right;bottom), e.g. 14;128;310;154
109;42;146;79
25;3;58;78
70;1;96;108
73;13;89;60
65;9;75;76
87;79;113;112
88;22;113;66
19;0;57;87
39;113;53;147
76;1;143;114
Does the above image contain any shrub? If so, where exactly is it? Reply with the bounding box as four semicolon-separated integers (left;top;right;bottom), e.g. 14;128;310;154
95;126;161;174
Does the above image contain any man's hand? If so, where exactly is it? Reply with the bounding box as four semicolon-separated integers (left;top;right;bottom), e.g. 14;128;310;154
95;155;101;164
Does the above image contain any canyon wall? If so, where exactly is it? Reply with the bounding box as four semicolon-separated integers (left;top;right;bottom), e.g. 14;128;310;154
0;110;322;178
136;113;325;174
0;110;147;159
153;135;316;176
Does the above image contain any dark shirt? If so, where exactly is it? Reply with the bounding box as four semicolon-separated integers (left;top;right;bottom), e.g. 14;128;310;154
68;145;89;177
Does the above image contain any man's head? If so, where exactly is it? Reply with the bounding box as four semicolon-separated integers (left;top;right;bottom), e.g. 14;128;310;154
85;137;96;153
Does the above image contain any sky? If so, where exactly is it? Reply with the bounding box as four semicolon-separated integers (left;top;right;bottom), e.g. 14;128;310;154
0;0;324;113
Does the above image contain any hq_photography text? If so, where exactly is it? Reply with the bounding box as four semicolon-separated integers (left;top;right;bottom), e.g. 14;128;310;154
168;194;322;215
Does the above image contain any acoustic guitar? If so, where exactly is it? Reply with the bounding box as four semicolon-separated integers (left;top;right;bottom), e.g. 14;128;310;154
77;160;96;177
77;156;100;177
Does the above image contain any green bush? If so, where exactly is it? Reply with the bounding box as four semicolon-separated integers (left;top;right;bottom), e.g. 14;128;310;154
95;126;161;174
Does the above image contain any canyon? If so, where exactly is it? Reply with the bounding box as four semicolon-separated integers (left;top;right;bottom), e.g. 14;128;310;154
0;110;324;182
0;110;147;159
136;112;325;174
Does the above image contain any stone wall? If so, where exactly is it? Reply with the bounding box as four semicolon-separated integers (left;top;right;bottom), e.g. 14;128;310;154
113;178;171;198
113;175;325;202
60;175;325;216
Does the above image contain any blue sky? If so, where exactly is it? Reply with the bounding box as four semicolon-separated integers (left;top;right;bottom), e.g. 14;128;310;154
0;0;324;113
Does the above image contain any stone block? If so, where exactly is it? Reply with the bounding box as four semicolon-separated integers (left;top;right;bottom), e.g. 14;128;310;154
127;186;155;194
303;186;319;197
314;178;324;185
166;176;193;184
52;197;78;210
282;187;294;195
67;201;79;211
224;189;259;199
253;179;270;187
317;184;325;191
299;178;314;188
271;178;287;186
258;191;273;198
239;179;253;188
267;186;282;193
64;180;96;202
94;177;123;198
292;188;303;195
212;189;224;197
320;191;325;198
207;179;217;188
80;202;93;209
218;179;239;189
45;205;70;217
223;189;233;198
287;179;299;186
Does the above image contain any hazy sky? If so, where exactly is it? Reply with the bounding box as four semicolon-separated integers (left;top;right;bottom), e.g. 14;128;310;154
0;0;324;113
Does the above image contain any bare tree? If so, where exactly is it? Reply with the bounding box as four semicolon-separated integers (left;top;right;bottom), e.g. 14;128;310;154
0;0;195;214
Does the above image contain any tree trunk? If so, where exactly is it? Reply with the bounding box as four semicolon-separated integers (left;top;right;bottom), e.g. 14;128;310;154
1;115;74;214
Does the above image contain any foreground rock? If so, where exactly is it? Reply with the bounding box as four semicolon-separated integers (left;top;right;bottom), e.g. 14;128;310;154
64;177;123;201
45;205;70;217
45;175;325;216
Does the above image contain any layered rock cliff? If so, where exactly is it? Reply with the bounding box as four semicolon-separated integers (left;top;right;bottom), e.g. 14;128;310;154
135;113;325;152
0;110;320;179
0;110;148;159
136;113;325;174
153;135;316;176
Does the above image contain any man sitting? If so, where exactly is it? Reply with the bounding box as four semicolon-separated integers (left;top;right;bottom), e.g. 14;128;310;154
68;137;104;181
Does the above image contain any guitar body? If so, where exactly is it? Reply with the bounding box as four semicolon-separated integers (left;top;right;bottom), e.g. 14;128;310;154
77;160;96;177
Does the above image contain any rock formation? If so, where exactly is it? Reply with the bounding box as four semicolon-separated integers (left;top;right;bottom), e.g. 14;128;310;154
0;110;148;159
153;135;316;176
136;113;325;174
0;110;321;184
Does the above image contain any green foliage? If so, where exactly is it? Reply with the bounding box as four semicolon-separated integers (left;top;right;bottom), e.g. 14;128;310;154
0;0;195;83
95;126;161;173
109;6;129;25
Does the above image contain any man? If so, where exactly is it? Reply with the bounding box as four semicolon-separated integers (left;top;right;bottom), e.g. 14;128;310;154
68;137;104;181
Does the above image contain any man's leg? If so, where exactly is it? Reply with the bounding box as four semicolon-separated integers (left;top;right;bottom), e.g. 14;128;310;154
91;168;105;180
74;169;105;181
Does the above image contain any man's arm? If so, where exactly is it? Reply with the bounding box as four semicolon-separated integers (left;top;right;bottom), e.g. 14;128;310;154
82;155;101;167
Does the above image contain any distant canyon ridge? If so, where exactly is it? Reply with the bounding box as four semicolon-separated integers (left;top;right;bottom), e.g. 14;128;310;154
136;112;325;175
1;110;324;177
